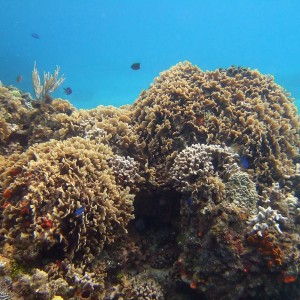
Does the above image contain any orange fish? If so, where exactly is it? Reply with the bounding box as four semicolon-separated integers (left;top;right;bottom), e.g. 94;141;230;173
278;272;297;283
16;75;23;83
282;275;297;283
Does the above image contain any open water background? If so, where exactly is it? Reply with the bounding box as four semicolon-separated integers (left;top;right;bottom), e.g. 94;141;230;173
0;0;299;110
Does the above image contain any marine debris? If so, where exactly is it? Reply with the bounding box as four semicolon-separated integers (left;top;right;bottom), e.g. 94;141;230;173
0;61;300;299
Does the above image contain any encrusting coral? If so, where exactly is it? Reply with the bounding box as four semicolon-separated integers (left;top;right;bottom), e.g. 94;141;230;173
225;171;259;217
0;61;300;299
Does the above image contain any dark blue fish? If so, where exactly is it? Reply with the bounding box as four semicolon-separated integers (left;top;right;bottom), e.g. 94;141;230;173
63;87;72;95
74;206;85;217
131;63;140;70
31;33;40;39
186;197;193;206
135;218;146;233
240;156;250;169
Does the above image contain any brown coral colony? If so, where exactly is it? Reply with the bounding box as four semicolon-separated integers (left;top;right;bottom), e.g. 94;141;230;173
0;61;300;299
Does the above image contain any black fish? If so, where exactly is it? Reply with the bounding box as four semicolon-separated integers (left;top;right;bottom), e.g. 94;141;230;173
63;87;72;95
31;33;40;39
131;63;141;70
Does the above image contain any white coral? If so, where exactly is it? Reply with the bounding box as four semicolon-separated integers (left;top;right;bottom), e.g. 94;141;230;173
296;163;300;176
108;155;140;188
286;193;298;211
248;206;288;236
170;143;239;192
65;264;100;291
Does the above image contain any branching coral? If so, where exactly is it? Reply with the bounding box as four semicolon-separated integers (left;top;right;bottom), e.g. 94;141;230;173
109;273;164;300
128;275;164;300
247;206;288;236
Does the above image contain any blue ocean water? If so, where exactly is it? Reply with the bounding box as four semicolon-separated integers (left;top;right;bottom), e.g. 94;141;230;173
0;0;300;110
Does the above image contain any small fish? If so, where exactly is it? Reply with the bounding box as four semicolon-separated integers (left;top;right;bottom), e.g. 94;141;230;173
31;33;40;39
135;218;146;233
131;63;141;70
186;197;193;206
240;156;250;169
63;87;72;95
74;206;85;217
16;75;23;83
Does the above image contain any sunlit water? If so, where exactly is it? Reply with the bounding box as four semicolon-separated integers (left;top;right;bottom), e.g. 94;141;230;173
1;0;299;110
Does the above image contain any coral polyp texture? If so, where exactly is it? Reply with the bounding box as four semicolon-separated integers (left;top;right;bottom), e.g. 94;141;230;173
131;62;300;191
0;61;300;299
0;137;134;266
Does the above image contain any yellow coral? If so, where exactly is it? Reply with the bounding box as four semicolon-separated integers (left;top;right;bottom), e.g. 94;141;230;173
0;137;134;265
130;62;300;190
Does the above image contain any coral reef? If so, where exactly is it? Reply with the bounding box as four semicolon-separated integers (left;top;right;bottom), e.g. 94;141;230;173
169;143;239;201
225;171;259;217
108;273;164;300
0;61;300;299
32;62;65;103
248;206;288;236
108;154;143;192
0;277;12;300
0;137;134;267
130;62;300;192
